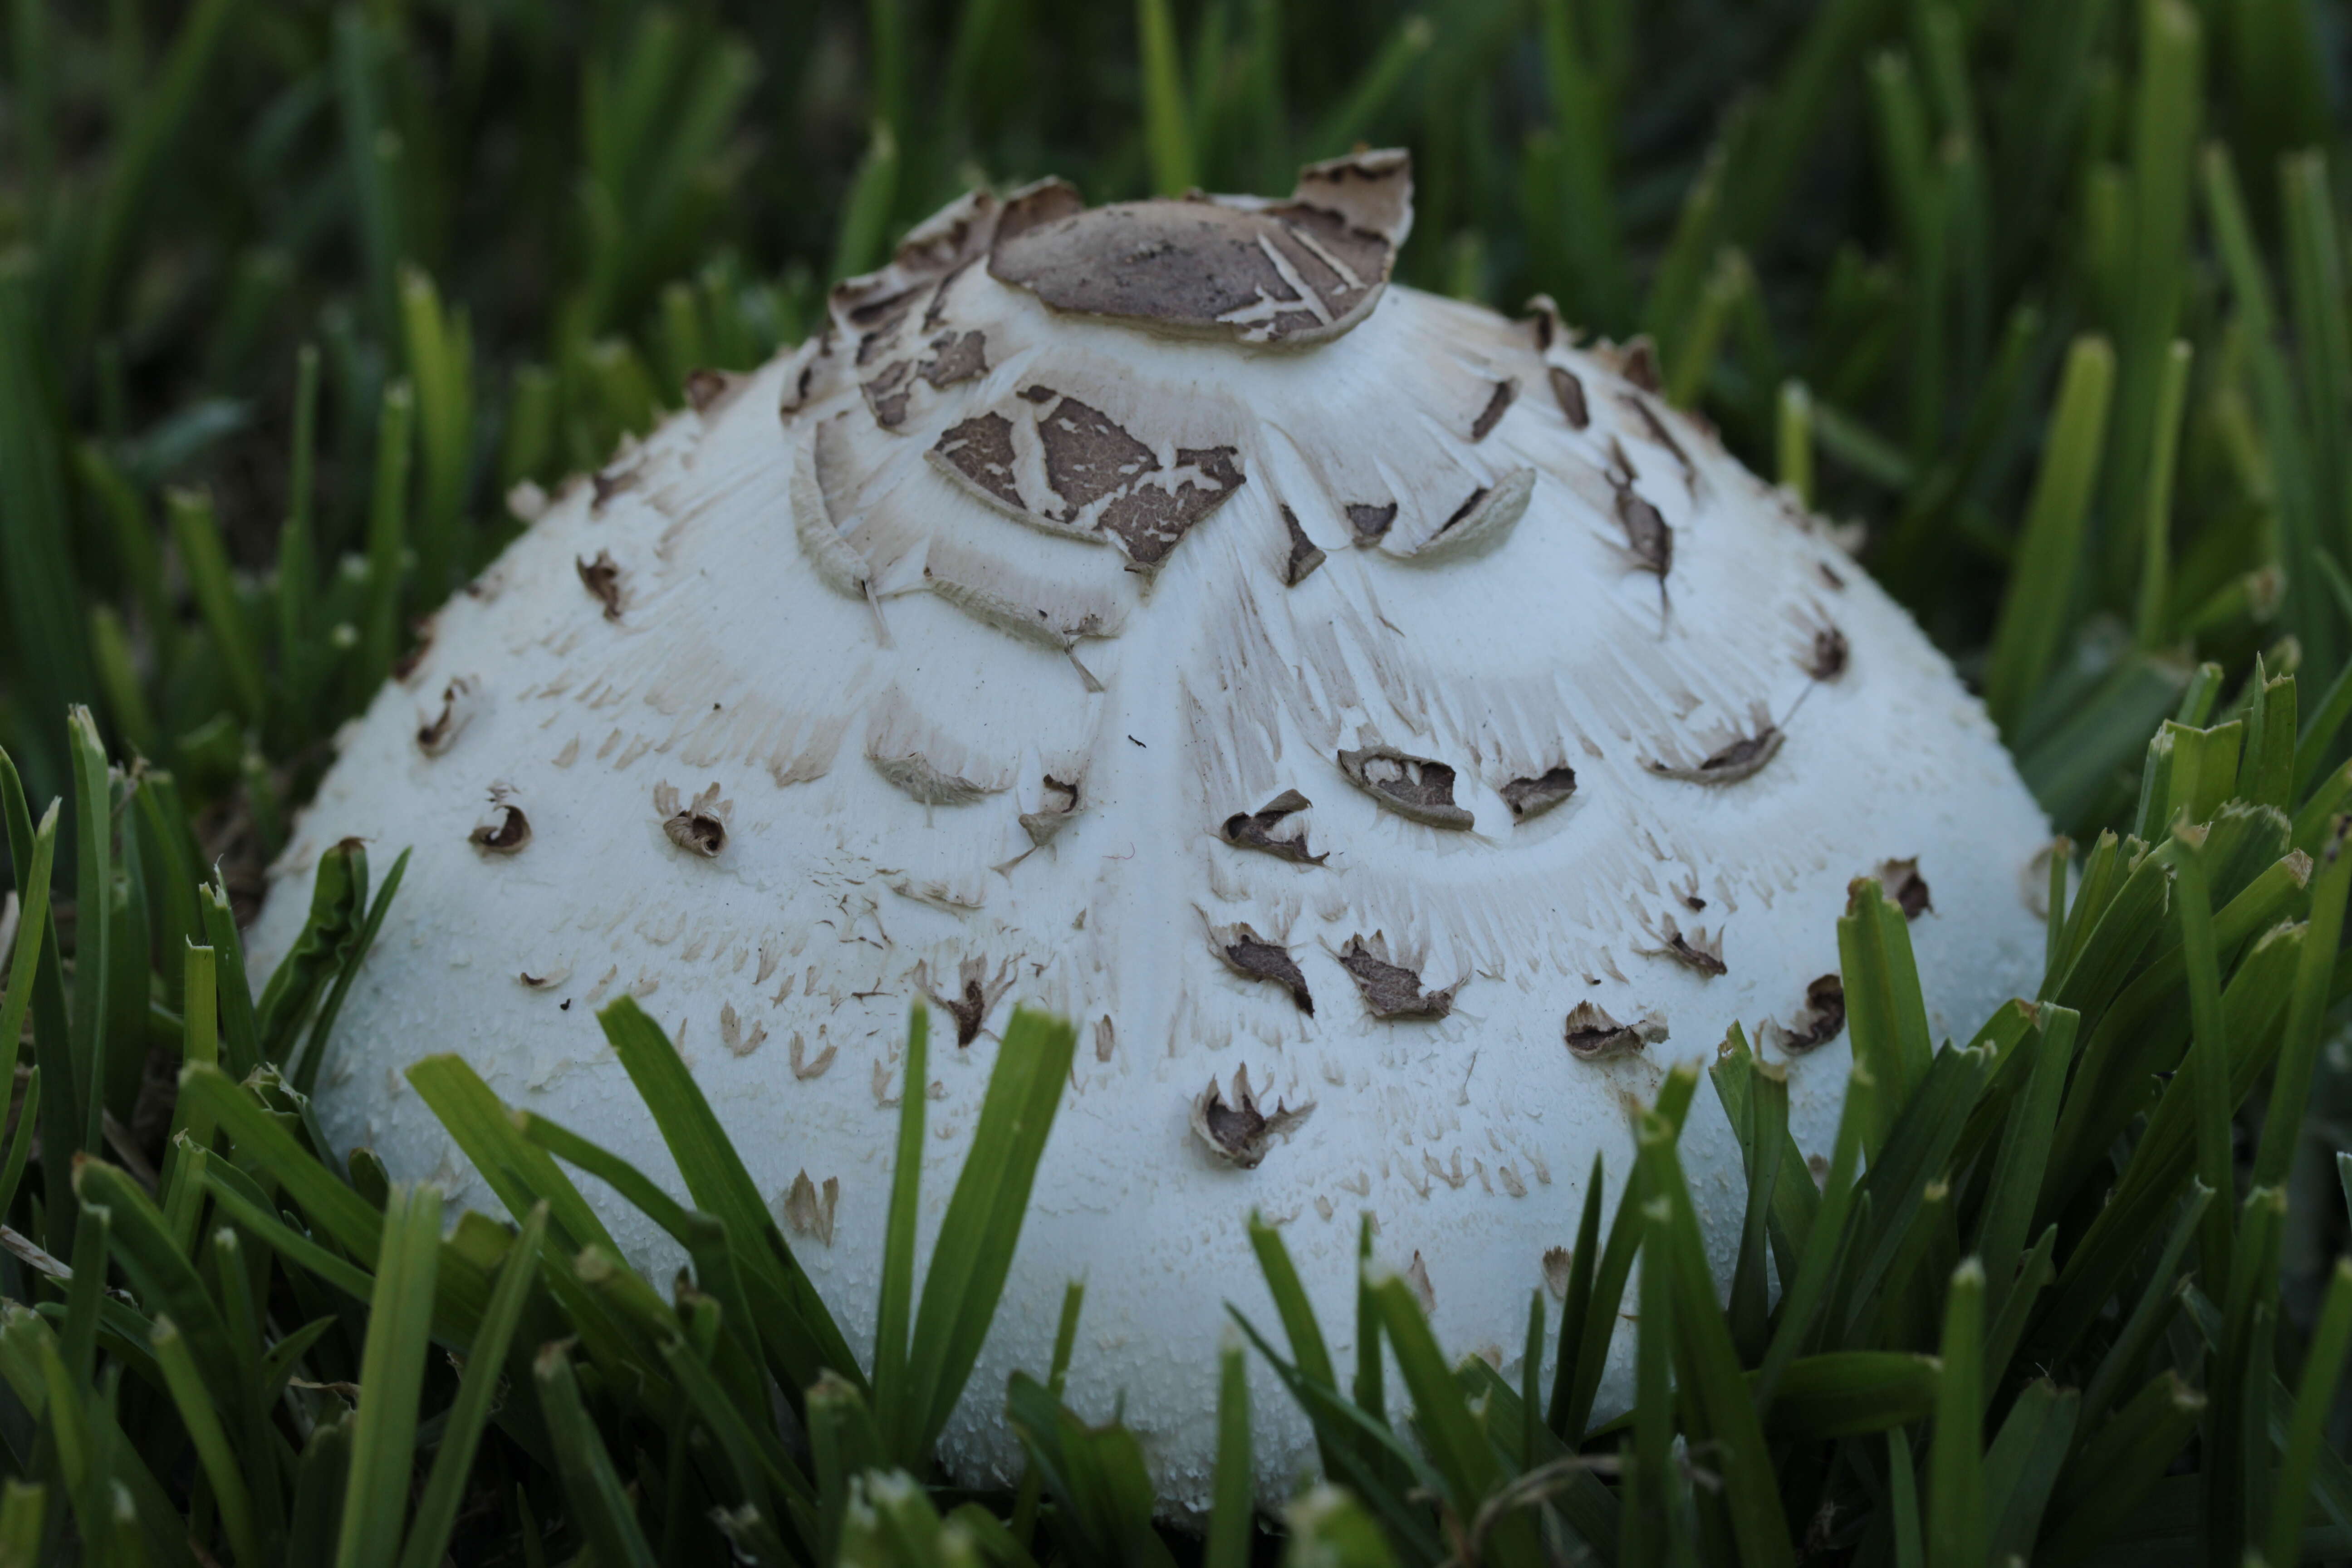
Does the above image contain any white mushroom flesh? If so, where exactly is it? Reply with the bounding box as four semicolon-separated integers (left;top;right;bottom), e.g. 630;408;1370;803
250;152;2049;1507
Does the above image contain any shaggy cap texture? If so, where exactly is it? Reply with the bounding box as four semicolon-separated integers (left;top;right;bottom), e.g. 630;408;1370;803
252;152;2050;1507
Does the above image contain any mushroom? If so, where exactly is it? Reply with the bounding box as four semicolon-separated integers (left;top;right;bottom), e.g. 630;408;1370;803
249;152;2049;1508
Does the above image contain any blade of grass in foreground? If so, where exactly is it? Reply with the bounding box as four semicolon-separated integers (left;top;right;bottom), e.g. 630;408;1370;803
903;1006;1077;1449
335;1184;443;1568
1983;335;2117;735
872;1003;929;1463
2270;1257;2352;1568
396;1202;548;1568
595;995;862;1390
537;1341;657;1568
1204;1337;1253;1568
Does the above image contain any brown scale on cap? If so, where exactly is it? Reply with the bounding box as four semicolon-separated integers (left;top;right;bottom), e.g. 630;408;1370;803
1549;366;1591;429
1875;858;1932;920
1219;789;1328;864
576;551;624;620
469;800;531;855
683;368;745;415
1346;502;1399;545
987;149;1411;347
1337;933;1461;1020
1616;336;1664;393
415;677;478;756
1499;765;1578;824
1338;746;1474;830
1639;916;1725;977
928;386;1247;570
589;463;639;511
1279;505;1328;586
1563;1002;1667;1061
1805;623;1850;681
1215;926;1314;1015
925;955;1016;1047
1612;483;1674;583
1470;379;1519;442
931;412;1022;510
782;1172;839;1245
1647;719;1784;785
655;781;730;858
1191;1064;1314;1170
1766;975;1847;1054
1017;774;1083;849
853;328;989;429
1623;393;1699;489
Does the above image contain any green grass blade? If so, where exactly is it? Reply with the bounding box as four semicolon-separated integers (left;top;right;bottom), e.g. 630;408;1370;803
149;1316;263;1568
1205;1336;1252;1568
1926;1259;1984;1568
535;1340;657;1568
358;381;414;692
874;1003;929;1459
396;1202;549;1568
1635;1111;1795;1567
594;995;860;1388
1136;0;1195;195
2253;815;2352;1187
334;1184;443;1568
2269;1255;2352;1568
405;1054;613;1254
905;1006;1077;1448
1982;336;2117;735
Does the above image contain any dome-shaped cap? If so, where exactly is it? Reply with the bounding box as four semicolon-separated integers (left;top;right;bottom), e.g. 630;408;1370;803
253;152;2049;1504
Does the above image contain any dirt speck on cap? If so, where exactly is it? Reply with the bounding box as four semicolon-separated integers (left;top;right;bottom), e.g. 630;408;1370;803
1220;789;1329;865
1338;932;1461;1019
1338;746;1474;830
1191;1063;1314;1169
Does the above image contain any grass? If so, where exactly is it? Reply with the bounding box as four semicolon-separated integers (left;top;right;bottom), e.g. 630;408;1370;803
3;0;2352;1561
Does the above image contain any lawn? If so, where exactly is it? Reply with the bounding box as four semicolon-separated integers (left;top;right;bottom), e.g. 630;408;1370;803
3;0;2352;1563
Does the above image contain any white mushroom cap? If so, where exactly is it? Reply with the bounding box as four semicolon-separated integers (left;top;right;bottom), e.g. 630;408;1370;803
250;152;2049;1507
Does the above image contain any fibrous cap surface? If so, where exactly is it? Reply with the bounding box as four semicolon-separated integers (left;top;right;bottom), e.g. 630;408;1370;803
252;152;2049;1508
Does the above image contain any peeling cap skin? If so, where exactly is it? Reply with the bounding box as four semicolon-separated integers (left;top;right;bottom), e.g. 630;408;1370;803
250;152;2050;1509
